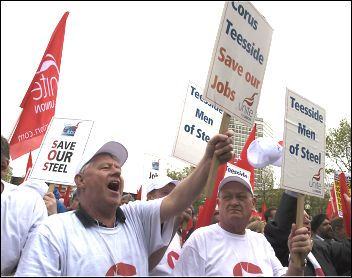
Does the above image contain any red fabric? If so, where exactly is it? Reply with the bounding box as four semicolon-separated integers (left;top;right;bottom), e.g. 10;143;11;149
63;185;71;207
236;124;256;191
136;185;142;200
326;185;338;220
20;151;33;184
338;172;351;237
181;217;193;244
195;162;227;229
9;12;69;160
251;209;262;220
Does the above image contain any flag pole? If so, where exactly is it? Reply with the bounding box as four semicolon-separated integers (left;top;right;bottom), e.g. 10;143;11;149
291;193;305;268
203;112;231;197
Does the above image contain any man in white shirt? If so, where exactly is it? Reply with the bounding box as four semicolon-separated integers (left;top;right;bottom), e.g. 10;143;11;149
146;176;192;276
16;131;234;276
1;135;47;275
174;170;312;276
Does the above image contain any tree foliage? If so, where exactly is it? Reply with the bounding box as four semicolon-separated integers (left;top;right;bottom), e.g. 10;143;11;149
326;118;351;174
166;165;205;212
167;166;195;181
3;166;13;183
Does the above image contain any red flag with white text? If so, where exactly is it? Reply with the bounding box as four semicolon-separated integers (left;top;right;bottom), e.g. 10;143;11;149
9;12;69;160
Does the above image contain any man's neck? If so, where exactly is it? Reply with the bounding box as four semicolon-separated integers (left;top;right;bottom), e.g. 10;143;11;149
80;203;118;228
219;221;246;235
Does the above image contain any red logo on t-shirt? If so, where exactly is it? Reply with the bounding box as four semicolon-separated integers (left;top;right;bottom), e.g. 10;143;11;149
233;262;263;276
106;262;136;276
167;251;180;269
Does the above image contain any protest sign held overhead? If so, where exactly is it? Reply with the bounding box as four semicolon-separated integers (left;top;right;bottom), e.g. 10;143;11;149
281;89;326;198
204;2;272;127
173;82;223;166
29;117;94;185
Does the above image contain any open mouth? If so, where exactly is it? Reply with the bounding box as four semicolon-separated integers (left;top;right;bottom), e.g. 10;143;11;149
108;181;120;192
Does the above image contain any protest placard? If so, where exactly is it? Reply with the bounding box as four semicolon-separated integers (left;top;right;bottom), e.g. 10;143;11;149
30;117;94;185
281;89;326;198
204;1;273;127
173;82;223;166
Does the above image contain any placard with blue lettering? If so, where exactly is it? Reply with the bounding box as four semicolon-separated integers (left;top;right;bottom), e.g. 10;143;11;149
204;1;273;127
281;89;326;198
30;117;94;185
173;82;223;166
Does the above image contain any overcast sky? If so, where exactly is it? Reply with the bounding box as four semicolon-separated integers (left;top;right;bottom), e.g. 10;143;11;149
1;1;351;192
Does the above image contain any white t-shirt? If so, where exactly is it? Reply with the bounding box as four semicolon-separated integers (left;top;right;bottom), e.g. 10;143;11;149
15;198;174;276
1;180;48;275
174;223;287;276
149;232;182;276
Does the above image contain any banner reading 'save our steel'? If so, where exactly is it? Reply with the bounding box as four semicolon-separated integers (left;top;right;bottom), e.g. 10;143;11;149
30;117;94;185
204;2;273;127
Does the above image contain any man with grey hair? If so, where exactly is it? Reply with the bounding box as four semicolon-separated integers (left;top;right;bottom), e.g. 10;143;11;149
16;131;234;276
174;170;312;276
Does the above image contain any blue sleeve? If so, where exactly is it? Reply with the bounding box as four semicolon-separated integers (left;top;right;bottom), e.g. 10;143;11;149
56;200;67;213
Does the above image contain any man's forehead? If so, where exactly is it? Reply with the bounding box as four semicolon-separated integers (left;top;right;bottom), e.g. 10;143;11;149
220;181;251;193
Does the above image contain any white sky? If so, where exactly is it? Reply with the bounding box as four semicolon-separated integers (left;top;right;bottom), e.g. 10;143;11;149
1;1;351;193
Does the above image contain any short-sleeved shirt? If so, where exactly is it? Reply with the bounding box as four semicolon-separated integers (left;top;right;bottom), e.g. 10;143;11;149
149;233;182;276
15;198;174;276
174;223;287;276
1;180;47;275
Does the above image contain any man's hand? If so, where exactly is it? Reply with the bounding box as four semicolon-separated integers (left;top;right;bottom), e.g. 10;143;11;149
44;192;57;216
288;223;311;258
205;130;234;163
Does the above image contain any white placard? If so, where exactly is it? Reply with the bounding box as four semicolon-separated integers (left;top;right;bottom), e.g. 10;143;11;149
30;117;94;185
204;1;273;127
281;89;326;198
173;82;223;166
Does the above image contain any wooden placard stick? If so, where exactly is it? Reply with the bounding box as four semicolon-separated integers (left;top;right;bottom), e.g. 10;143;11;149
48;183;55;193
204;112;231;198
291;193;305;268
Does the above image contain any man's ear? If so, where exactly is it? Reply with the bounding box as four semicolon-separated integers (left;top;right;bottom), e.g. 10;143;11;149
74;174;84;188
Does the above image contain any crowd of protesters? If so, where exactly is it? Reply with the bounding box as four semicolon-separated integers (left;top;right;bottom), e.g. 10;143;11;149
1;133;351;276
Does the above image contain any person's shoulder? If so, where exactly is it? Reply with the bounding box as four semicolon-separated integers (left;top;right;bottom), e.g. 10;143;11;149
1;180;18;193
39;211;76;231
190;223;218;238
121;199;162;212
246;229;267;241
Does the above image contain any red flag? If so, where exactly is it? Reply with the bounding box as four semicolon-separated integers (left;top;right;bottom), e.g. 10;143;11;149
136;185;142;200
20;151;33;184
195;162;227;229
9;12;69;160
338;172;351;237
236;124;256;191
63;185;71;208
326;184;338;219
